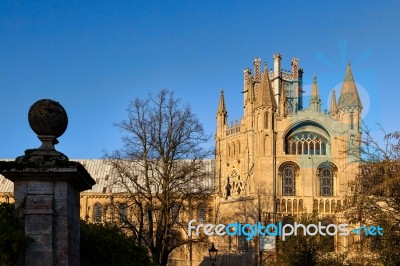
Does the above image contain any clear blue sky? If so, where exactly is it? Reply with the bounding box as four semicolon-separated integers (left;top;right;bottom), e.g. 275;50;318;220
0;0;399;158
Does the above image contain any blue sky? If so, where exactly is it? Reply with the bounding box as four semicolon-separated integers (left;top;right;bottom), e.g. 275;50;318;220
0;1;399;158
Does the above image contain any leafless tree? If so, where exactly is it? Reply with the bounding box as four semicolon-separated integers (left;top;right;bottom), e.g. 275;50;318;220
104;89;213;266
345;124;400;265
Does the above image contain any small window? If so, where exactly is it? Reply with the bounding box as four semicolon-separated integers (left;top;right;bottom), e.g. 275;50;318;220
93;203;103;223
198;204;206;223
350;113;354;130
172;204;180;223
264;112;268;129
119;203;128;222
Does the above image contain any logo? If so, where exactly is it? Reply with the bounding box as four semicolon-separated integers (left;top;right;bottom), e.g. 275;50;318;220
188;219;383;241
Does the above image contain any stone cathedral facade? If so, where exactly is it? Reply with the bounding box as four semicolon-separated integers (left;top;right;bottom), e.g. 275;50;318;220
0;53;364;265
214;53;362;257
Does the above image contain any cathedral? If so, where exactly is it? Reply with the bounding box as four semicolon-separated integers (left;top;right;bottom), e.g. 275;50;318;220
214;53;362;260
0;53;363;265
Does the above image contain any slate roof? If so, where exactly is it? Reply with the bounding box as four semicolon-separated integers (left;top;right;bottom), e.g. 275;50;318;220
0;159;215;194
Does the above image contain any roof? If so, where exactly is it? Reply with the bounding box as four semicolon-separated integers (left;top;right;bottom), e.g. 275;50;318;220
0;159;215;194
337;63;363;109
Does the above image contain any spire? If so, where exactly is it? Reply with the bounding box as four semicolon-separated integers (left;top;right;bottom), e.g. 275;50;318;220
337;63;363;109
309;75;321;111
257;62;277;108
217;90;227;115
330;89;337;115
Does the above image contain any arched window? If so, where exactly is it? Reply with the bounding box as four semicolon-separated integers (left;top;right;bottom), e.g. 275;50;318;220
172;204;180;223
320;168;333;196
198;204;206;223
282;165;296;196
93;203;103;223
350;113;354;130
119;203;128;222
285;131;329;155
264;112;268;129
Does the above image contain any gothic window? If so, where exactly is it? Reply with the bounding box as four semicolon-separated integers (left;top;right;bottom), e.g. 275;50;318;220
286;132;329;155
320;168;333;196
282;165;296;196
172;204;180;223
350;113;354;130
198;204;206;223
119;203;128;222
264;112;268;129
93;203;103;223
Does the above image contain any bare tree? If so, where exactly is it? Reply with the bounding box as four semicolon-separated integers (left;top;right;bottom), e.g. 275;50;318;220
345;125;400;265
105;89;213;266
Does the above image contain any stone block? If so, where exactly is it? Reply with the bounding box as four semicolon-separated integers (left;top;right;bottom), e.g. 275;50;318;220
54;182;68;199
26;194;53;208
25;215;52;235
27;181;54;194
26;234;52;252
25;251;53;266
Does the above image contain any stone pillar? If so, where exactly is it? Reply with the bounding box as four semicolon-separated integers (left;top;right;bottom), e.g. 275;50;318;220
0;99;95;266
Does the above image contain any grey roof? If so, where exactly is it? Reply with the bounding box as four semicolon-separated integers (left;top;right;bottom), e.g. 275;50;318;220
0;159;215;194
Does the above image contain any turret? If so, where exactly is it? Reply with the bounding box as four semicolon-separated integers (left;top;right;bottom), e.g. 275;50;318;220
309;75;322;112
337;63;362;131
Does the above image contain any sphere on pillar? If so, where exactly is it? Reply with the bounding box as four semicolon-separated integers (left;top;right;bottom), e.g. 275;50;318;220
28;99;68;138
28;99;68;151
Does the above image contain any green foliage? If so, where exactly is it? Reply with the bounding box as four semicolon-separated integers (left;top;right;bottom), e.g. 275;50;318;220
80;220;153;266
0;203;31;266
276;212;347;266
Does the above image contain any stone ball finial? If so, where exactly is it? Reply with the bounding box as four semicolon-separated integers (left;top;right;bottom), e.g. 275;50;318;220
28;100;68;150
